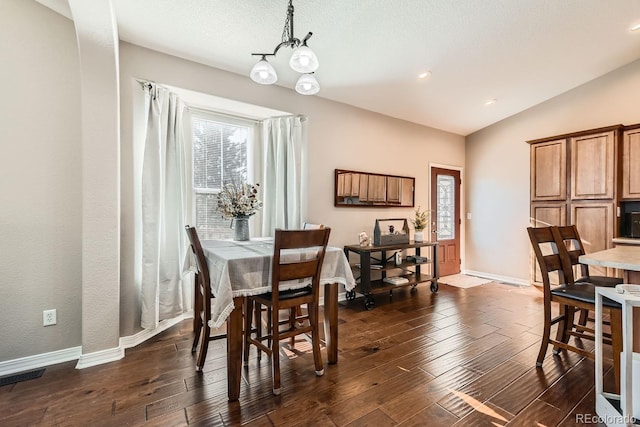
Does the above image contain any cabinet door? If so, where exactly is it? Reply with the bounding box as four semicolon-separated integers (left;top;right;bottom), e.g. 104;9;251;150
359;174;369;202
571;202;615;276
530;203;567;285
570;131;616;200
343;173;352;197
367;175;386;202
386;177;401;203
337;173;345;197
622;127;640;200
531;203;567;228
350;173;360;197
531;139;566;201
401;177;414;206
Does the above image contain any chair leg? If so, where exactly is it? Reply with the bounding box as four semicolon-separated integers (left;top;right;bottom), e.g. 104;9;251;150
537;299;553;367
578;308;589;326
192;311;202;353
243;298;252;366
561;305;576;344
254;301;263;361
289;307;296;348
309;303;324;376
609;307;623;394
296;304;305;325
192;276;202;352
552;304;573;354
271;306;281;396
196;320;210;371
267;307;272;350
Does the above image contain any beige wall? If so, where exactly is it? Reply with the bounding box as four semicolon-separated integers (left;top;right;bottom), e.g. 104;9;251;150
465;59;640;283
119;43;466;336
0;0;82;360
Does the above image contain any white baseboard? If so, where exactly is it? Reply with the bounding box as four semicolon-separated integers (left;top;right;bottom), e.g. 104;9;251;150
119;312;192;350
0;346;82;377
0;313;196;376
462;269;530;287
75;346;125;369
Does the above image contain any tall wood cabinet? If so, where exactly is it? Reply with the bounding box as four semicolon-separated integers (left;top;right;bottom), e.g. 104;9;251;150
528;125;623;282
530;139;566;202
622;125;640;200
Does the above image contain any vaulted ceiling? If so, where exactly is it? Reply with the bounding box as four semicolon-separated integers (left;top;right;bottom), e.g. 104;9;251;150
39;0;640;135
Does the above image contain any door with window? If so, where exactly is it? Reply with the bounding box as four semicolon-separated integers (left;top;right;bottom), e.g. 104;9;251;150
431;167;461;276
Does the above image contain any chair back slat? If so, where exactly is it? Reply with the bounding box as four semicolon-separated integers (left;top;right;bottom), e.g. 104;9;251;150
277;260;320;282
271;228;331;297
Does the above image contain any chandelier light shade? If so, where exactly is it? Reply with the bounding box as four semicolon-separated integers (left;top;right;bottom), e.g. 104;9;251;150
250;57;278;84
289;44;319;73
250;0;320;95
295;73;320;95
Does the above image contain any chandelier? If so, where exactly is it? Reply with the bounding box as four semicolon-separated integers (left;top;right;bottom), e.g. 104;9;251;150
249;0;319;95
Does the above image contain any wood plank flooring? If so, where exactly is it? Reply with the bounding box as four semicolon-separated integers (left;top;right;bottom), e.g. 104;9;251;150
0;282;615;426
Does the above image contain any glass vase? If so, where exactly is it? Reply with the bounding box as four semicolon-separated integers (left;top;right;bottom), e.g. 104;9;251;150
233;216;250;241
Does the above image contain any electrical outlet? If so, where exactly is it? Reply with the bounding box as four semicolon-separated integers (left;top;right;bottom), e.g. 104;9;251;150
43;309;57;326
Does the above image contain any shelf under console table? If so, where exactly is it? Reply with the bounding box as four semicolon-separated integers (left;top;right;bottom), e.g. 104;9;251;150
343;241;439;310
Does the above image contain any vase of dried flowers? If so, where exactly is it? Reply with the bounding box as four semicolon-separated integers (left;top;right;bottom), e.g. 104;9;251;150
216;182;262;241
410;206;430;243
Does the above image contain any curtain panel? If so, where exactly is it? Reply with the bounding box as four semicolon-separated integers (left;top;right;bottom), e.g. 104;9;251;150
261;116;307;234
140;84;189;329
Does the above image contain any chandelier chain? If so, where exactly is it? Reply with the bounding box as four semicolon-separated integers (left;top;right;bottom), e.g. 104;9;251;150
281;0;295;47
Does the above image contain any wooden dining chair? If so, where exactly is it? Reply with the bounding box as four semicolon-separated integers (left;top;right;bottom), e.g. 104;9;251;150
555;225;623;325
527;226;622;389
185;225;226;371
243;227;331;395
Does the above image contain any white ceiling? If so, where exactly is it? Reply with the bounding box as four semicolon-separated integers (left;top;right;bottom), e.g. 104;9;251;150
40;0;640;135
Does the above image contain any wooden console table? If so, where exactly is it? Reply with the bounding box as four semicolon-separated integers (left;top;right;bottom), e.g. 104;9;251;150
344;241;439;310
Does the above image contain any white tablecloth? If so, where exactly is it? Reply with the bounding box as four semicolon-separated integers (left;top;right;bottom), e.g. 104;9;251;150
185;238;355;328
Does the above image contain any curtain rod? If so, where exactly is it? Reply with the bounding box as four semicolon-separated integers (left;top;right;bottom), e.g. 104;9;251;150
188;106;264;123
190;106;305;124
135;79;306;123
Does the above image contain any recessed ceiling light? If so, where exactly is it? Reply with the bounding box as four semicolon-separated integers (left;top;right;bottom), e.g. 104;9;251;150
484;98;497;106
418;71;431;80
630;22;640;32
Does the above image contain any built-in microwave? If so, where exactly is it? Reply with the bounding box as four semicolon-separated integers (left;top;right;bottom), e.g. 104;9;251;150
623;212;640;238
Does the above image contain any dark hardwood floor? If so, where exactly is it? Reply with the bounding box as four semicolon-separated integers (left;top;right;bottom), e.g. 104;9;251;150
0;282;614;426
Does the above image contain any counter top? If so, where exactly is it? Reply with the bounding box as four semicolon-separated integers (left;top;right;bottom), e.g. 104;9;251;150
580;245;640;272
612;237;640;246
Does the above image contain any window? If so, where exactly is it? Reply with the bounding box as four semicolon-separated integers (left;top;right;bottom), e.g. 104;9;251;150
436;174;455;240
191;111;256;239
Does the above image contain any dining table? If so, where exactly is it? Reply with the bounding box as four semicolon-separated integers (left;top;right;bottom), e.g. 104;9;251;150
579;245;640;352
189;238;356;401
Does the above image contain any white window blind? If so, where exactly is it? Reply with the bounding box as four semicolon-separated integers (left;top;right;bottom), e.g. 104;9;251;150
191;112;254;239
